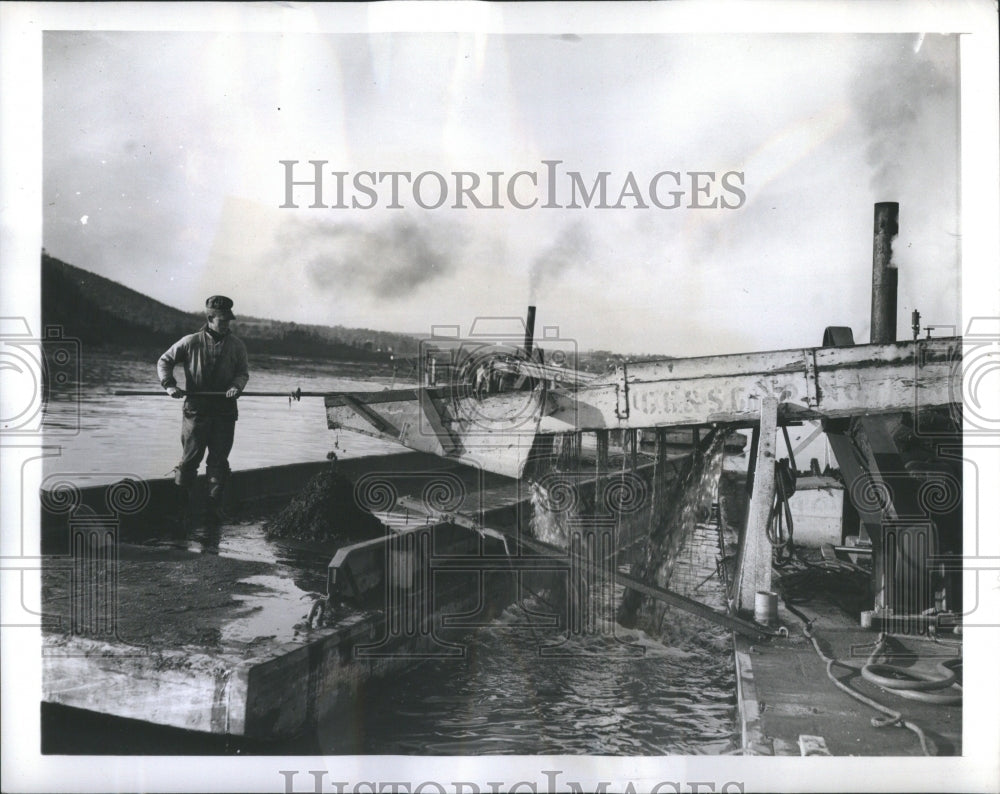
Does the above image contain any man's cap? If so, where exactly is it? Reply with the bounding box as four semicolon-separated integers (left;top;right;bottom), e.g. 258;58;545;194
205;295;235;319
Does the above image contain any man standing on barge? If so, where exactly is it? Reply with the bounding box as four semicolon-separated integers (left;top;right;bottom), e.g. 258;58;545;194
157;295;249;525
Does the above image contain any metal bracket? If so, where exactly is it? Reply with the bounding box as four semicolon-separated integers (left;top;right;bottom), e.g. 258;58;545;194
803;348;820;408
615;363;629;420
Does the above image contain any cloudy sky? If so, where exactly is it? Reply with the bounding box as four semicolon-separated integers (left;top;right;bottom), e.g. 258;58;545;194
43;30;960;355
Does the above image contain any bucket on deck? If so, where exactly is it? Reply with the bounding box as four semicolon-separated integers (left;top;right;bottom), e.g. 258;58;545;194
755;590;778;625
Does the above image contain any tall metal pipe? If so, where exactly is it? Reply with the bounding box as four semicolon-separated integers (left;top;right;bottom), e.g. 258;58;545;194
871;202;899;344
524;305;536;357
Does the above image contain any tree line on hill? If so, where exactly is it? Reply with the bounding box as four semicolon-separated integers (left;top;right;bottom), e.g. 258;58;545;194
41;252;422;363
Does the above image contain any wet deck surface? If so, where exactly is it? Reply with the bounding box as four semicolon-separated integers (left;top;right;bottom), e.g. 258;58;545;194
40;450;527;650
42;522;330;652
736;597;962;756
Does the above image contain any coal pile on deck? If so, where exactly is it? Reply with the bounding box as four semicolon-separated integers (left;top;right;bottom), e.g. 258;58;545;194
265;467;387;544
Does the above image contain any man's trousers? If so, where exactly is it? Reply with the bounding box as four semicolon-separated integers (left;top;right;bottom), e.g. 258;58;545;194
175;412;235;493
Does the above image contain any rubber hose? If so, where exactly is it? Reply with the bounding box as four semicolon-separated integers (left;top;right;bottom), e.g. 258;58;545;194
863;638;962;706
862;660;958;691
784;606;933;755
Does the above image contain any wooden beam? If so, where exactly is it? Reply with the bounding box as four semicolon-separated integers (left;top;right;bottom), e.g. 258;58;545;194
539;338;959;432
326;339;957;438
323;338;959;482
340;394;402;437
417;389;463;455
736;396;779;614
595;430;610;517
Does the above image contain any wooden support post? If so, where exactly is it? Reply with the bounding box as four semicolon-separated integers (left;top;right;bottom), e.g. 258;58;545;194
595;430;609;516
736;396;779;614
655;428;667;469
596;430;609;472
627;428;638;470
561;431;581;469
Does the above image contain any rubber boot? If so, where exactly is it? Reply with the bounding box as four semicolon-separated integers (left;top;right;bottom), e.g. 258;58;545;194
170;466;195;542
205;466;229;528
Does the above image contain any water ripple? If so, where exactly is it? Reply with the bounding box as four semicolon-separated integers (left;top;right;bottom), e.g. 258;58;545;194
320;605;737;755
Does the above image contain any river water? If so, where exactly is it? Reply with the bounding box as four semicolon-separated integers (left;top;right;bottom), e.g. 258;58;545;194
41;350;738;755
41;350;407;484
314;601;737;755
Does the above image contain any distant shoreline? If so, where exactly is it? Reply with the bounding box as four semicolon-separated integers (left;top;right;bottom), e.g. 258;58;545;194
79;343;417;378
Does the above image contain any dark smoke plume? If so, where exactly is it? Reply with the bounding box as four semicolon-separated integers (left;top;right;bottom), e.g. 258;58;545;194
274;216;459;299
529;221;590;301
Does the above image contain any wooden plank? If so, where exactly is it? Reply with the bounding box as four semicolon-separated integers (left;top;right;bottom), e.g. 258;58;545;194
736;396;778;613
734;647;770;754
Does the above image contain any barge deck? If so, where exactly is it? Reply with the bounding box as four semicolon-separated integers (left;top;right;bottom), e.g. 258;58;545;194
41;447;693;744
734;592;962;756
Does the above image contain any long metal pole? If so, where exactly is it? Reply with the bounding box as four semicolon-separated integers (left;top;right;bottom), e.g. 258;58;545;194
112;389;328;398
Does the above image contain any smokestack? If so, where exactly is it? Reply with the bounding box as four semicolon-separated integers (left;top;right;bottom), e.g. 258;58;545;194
524;305;536;357
871;202;899;344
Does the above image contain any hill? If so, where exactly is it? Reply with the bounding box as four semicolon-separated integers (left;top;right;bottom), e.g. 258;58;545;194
41;253;423;362
40;253;673;369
